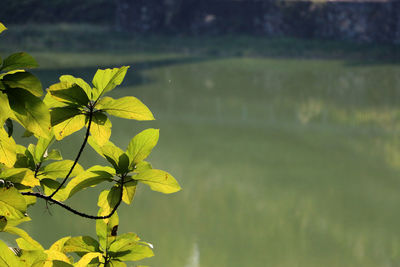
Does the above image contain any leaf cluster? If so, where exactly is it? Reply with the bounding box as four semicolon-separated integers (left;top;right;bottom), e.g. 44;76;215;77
0;23;181;266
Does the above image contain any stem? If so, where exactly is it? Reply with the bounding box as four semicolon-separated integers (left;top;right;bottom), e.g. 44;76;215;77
49;109;94;198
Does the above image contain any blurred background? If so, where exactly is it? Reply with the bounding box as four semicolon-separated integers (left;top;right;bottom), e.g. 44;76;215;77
1;0;400;266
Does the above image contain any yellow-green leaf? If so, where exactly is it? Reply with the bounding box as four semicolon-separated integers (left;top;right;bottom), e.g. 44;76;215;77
0;127;16;167
43;249;72;266
0;239;20;266
53;114;86;140
59;75;92;100
74;252;102;267
89;112;111;146
122;179;137;205
19;249;47;267
126;128;159;166
2;71;42;97
62;165;114;200
7;226;43;249
88;137;124;170
49;237;71;252
92;66;129;99
1;52;38;72
40;160;84;180
109;233;154;262
0;187;26;219
48;82;89;106
96;96;154;121
63;236;99;253
6;88;51;138
0;23;7;34
134;169;181;194
0;92;13;125
0;168;39;187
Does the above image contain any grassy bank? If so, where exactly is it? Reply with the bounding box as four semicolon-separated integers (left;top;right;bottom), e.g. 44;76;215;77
0;23;399;64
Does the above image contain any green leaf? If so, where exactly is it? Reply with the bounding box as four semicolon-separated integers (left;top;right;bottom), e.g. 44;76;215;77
0;23;7;34
0;127;16;167
88;137;124;170
40;179;66;200
0;168;39;187
53;113;86;141
0;239;20;266
109;233;154;262
43;250;72;266
34;135;54;164
92;66;129;99
0;187;27;219
59;75;92;100
74;252;102;267
49;237;71;252
134;169;181;194
6;88;51;138
48;82;89;106
7;226;43;250
127;128;159;167
122;179;137;205
0;92;13;125
46;149;63;161
2;71;43;97
97;189;120;249
62;165;114;200
89;112;111;146
41;160;84;180
63;236;100;253
1;52;38;72
97;96;154;121
19;249;47;267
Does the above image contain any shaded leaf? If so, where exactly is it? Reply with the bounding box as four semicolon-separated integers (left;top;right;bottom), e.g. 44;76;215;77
89;112;111;146
92;66;129;99
109;233;154;262
1;52;38;71
46;149;63;161
48;82;89;106
5;118;13;137
97;96;154;121
50;107;81;126
134;169;181;194
34;135;54;164
0;168;39;187
59;75;91;100
126;128;159;166
6;88;51;138
2;71;42;97
88;137;124;171
63;236;99;253
40;179;66;201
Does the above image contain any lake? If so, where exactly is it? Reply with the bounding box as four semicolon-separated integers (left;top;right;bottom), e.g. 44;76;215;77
3;46;400;266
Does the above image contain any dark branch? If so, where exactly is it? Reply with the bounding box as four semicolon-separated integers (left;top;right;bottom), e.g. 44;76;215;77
49;109;94;198
22;176;124;220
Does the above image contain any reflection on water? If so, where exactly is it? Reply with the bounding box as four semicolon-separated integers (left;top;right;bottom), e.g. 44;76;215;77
6;54;400;266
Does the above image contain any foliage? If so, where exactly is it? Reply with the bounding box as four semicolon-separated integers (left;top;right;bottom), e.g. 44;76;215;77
0;22;181;266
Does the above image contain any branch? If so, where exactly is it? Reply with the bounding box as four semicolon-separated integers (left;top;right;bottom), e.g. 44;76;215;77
22;176;124;220
49;109;94;198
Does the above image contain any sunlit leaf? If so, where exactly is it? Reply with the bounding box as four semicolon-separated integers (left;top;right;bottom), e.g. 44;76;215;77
2;71;43;97
6;88;51;138
0;187;26;219
109;233;154;262
96;209;119;250
134;161;152;173
96;96;154;121
34;135;54;164
0;23;7;34
49;237;71;253
48;82;89;106
122;179;137;205
59;75;92;100
19;249;47;267
0;127;16;167
109;260;127;267
53;114;86;141
1;52;38;71
6;226;43;249
92;66;129;99
0;239;20;266
89;112;111;146
74;252;102;267
126;128;159;166
62;165;114;200
46;149;63;161
43;249;72;266
43;92;67;109
88;137;124;171
0;168;39;187
134;169;181;194
63;236;99;253
40;160;84;180
0;92;12;125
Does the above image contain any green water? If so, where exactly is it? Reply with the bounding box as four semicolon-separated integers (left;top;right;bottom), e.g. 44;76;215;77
5;52;400;266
